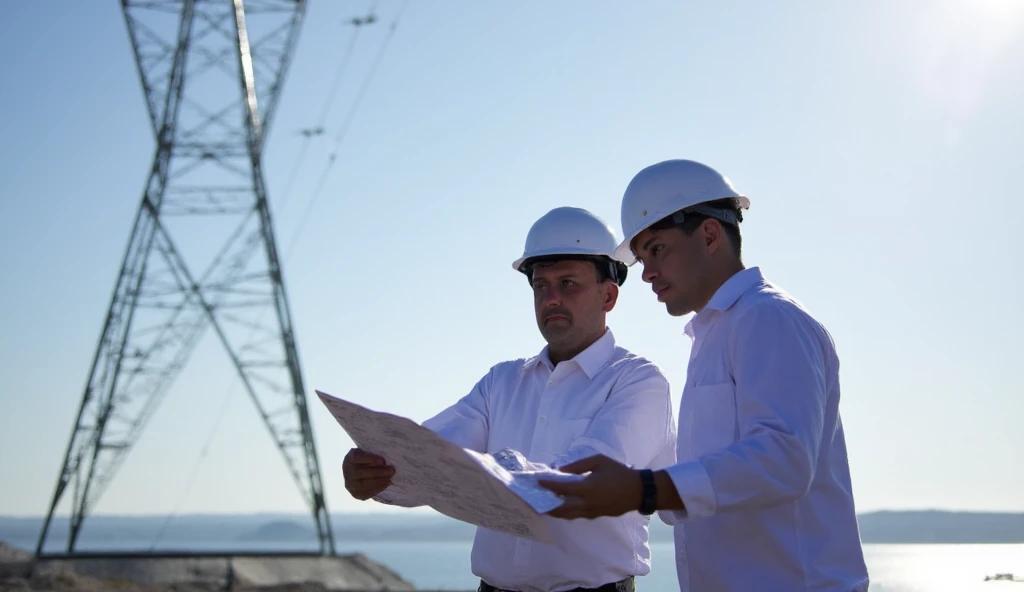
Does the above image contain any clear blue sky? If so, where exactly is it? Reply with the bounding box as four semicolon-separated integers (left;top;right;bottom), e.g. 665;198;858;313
1;0;1022;522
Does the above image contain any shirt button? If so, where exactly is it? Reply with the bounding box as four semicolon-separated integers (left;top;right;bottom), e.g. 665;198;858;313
538;416;546;423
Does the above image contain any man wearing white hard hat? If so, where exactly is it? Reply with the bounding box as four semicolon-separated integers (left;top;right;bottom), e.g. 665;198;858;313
342;206;676;592
541;161;869;591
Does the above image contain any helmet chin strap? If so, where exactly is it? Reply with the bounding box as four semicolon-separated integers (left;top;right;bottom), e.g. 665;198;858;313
609;260;628;285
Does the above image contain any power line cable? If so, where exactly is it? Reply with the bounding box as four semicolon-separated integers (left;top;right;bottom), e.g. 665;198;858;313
283;0;411;260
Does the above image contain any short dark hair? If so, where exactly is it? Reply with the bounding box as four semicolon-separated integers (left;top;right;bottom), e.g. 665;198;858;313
648;198;743;258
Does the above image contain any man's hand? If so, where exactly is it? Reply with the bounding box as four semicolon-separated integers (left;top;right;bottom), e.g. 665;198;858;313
342;448;395;500
538;454;642;520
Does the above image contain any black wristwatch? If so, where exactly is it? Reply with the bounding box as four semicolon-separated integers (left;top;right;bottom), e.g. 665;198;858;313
638;469;657;515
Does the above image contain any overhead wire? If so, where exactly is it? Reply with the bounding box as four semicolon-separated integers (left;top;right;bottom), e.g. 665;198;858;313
277;23;363;211
283;0;412;260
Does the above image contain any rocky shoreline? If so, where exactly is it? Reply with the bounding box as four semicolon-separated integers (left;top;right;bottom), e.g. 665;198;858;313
0;542;468;592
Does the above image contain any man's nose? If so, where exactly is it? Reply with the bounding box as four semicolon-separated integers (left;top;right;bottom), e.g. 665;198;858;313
538;286;563;307
641;262;657;284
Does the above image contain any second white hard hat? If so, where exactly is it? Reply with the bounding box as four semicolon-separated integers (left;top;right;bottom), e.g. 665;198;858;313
614;159;751;265
512;206;629;285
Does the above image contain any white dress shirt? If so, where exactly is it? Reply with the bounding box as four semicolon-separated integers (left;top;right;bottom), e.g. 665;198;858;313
660;267;869;591
383;328;676;592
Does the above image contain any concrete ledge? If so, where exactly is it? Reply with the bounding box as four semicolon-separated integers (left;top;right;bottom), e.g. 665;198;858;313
1;553;417;591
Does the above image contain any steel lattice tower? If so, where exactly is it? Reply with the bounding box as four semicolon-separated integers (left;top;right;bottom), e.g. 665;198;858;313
36;0;335;555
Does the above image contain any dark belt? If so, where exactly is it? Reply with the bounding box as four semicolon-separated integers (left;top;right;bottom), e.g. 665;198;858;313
478;576;635;592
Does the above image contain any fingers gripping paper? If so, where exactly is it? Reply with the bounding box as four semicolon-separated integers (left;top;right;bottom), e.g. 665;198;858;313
316;390;579;544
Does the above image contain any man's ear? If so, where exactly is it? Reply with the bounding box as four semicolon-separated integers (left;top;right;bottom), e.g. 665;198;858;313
602;282;619;312
703;219;723;252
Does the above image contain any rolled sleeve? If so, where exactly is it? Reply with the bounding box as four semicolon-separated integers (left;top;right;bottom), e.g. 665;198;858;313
663;460;717;520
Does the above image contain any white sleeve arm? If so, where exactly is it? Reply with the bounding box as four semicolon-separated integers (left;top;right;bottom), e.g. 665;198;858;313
664;302;829;520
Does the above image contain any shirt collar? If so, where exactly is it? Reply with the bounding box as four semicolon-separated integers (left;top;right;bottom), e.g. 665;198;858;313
684;267;764;337
704;266;764;312
524;327;616;379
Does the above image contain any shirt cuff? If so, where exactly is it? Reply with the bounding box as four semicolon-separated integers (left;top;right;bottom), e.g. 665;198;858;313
665;460;717;519
657;508;684;525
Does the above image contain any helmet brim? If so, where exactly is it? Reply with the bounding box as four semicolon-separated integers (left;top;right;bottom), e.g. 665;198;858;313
613;238;639;267
512;247;619;273
615;194;750;267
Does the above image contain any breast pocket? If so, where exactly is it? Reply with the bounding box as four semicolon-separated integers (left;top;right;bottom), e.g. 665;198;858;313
680;382;737;459
531;417;593;465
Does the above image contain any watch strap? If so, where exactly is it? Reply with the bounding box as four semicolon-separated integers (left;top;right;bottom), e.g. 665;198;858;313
639;469;657;515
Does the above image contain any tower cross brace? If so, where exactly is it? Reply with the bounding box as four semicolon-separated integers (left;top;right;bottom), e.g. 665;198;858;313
36;0;335;555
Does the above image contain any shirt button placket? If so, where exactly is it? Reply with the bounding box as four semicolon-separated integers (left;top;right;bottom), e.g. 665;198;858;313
529;372;553;457
517;370;550;568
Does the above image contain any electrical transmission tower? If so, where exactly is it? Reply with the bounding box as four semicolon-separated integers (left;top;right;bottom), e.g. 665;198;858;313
36;0;335;555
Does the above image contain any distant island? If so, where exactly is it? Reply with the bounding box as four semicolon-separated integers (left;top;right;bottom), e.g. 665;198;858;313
2;510;1022;552
856;510;1024;544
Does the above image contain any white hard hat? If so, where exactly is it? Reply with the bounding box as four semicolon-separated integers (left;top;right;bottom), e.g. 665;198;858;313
614;159;751;265
512;206;629;285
